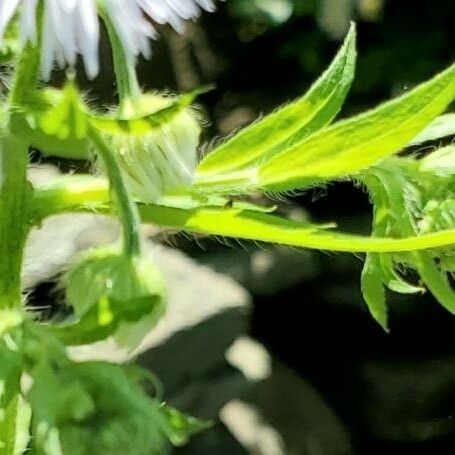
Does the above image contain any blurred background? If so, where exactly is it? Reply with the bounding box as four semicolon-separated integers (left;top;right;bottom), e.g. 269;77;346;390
29;1;455;454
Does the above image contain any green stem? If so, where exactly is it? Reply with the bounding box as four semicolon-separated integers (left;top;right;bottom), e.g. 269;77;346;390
89;129;141;256
0;397;31;455
0;36;41;309
31;177;455;254
100;9;140;108
0;137;31;309
8;44;40;106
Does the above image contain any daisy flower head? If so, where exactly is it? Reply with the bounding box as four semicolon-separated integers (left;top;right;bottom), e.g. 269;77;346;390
0;0;217;80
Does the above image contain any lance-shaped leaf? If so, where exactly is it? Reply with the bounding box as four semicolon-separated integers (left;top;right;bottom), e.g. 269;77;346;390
361;254;388;330
161;406;212;447
196;23;356;176
88;87;210;136
259;60;455;191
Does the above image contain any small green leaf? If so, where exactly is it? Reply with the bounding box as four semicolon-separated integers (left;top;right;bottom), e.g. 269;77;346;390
40;81;88;141
89;87;209;136
13;82;91;159
196;23;356;176
362;162;455;318
418;144;455;177
161;405;212;447
260;60;455;191
361;254;388;330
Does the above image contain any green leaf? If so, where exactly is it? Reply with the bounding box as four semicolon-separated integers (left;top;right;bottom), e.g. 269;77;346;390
196;23;356;176
418;144;455;177
26;349;167;455
161;405;212;447
361;254;388;330
0;341;22;411
51;249;166;347
39;81;88;142
362;162;455;317
259;60;455;191
13;83;91;160
89;87;210;136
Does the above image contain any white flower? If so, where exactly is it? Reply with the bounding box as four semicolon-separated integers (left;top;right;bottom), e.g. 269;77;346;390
0;0;216;79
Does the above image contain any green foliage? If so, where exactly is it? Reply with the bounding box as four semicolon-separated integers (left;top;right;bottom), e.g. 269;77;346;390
0;316;208;455
52;248;166;348
161;405;213;447
259;60;455;190
197;23;356;177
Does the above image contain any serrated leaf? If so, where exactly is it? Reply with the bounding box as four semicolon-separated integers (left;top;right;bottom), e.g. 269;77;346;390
196;23;356;176
363;163;455;316
259;60;455;191
89;87;210;136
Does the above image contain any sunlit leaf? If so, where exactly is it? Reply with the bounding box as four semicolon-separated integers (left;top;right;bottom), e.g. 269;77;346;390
362;162;455;318
259;60;455;191
196;23;356;176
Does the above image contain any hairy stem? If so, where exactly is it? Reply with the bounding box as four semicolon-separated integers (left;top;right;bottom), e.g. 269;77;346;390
89;129;141;256
0;34;41;309
100;9;140;108
0;137;31;309
31;177;455;254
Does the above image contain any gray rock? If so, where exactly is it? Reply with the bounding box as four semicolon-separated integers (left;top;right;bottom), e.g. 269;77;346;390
221;360;352;455
197;246;318;297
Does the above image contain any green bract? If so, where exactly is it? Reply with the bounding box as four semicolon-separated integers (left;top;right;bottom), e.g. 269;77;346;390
103;94;201;202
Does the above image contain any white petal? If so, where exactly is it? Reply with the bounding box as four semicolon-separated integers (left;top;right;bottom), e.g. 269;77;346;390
1;0;218;79
19;0;38;43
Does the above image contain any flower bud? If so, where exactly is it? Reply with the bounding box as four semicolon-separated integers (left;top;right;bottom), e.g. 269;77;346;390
106;94;201;202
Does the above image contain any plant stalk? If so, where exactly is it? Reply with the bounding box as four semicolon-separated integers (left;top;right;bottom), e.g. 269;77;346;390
89;128;142;257
100;9;141;109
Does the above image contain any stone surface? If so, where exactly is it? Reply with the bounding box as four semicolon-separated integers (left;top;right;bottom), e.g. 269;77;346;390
196;245;319;297
220;360;352;455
